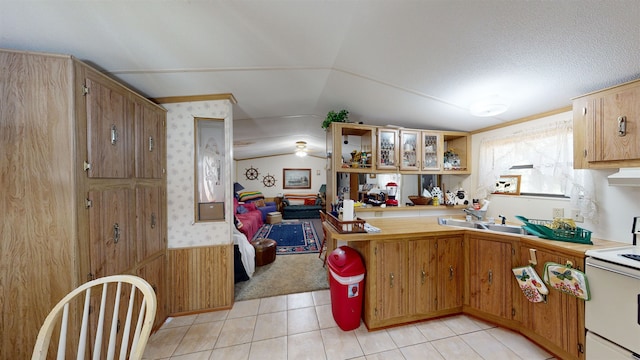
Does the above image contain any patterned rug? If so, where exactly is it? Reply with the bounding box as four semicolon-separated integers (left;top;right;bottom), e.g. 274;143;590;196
252;221;320;254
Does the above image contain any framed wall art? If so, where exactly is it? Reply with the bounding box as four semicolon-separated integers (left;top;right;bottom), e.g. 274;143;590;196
493;175;521;195
283;168;311;189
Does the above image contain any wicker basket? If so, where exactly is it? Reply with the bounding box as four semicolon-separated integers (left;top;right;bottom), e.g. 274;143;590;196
408;196;432;205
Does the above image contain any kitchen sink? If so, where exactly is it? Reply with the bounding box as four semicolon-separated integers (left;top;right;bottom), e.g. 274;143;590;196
438;217;528;235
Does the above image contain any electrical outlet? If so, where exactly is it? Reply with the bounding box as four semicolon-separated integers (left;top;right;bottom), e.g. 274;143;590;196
570;209;584;223
552;208;564;218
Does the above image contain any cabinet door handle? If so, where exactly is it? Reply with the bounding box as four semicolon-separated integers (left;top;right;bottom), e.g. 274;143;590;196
151;212;156;229
110;124;118;145
618;116;627;136
449;266;454;280
390;272;395;288
421;269;426;284
148;136;154;152
113;223;120;244
488;270;493;284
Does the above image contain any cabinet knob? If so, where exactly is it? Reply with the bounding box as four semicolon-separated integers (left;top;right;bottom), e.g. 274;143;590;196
421;269;426;284
389;272;395;288
449;266;454;280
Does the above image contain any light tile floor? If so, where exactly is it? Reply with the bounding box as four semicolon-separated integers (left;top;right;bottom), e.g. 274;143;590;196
143;289;555;360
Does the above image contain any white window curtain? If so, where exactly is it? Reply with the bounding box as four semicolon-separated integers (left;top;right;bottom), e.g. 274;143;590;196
477;119;598;220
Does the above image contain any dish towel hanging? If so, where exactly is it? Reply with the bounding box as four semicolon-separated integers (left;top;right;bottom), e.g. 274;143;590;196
543;262;590;300
512;266;548;303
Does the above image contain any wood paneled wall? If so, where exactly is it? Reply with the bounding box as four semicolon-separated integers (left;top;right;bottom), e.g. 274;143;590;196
168;245;234;314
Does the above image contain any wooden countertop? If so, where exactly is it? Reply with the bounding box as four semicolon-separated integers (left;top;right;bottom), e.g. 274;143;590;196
324;216;625;257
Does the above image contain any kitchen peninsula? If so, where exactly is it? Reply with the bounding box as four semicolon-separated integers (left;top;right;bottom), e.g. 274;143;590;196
323;216;621;360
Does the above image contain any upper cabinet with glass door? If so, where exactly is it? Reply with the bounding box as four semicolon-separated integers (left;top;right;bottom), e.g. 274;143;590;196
377;128;398;170
400;130;420;171
421;132;442;172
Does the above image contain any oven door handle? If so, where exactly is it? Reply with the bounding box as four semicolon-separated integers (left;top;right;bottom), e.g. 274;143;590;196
638;294;640;326
588;261;640;280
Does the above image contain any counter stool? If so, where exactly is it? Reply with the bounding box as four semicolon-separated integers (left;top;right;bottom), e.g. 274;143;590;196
251;238;277;266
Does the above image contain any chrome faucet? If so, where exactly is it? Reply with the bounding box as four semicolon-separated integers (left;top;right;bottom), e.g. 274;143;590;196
463;208;484;221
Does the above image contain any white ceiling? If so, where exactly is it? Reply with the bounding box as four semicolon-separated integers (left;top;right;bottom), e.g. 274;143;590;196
2;1;639;160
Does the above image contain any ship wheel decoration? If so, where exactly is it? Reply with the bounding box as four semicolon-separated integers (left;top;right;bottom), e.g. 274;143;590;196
262;173;277;187
244;166;259;180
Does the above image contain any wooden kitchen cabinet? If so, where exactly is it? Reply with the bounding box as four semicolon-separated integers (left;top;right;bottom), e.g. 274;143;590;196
436;235;464;310
399;130;444;172
399;129;421;171
573;78;640;169
135;99;166;179
0;49;167;359
467;234;518;324
85;74;134;179
350;234;464;330
519;241;585;360
137;254;168;330
88;188;135;279
375;240;408;322
377;127;399;170
408;239;437;314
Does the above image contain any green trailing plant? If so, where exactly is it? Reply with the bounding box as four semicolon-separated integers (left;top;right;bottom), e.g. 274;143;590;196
322;109;349;130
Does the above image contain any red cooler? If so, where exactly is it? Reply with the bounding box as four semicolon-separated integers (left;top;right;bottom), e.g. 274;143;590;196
327;246;366;331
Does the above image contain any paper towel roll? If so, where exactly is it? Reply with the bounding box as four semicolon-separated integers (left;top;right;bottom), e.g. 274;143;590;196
343;199;354;231
343;200;354;221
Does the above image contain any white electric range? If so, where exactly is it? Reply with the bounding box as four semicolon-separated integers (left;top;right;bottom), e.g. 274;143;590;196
585;241;640;359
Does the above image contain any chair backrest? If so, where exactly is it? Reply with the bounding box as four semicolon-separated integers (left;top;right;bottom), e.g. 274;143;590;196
32;275;157;360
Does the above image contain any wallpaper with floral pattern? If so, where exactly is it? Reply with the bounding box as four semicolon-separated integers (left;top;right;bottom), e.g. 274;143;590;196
165;100;234;248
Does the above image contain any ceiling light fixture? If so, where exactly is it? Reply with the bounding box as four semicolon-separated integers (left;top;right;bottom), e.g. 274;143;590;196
469;97;509;117
295;141;308;157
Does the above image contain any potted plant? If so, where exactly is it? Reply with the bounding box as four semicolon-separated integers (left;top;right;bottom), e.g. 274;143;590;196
322;109;349;130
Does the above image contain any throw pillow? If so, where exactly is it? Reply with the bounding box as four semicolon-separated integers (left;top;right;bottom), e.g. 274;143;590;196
304;198;316;205
237;205;248;214
255;199;266;207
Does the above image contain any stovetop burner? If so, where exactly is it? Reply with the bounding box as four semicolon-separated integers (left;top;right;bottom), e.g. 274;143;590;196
620;253;640;262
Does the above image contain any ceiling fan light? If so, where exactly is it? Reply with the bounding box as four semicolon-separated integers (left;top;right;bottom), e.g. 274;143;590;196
469;100;509;117
295;140;307;156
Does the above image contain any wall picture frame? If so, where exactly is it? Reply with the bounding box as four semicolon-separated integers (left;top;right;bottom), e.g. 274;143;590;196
493;175;521;195
283;168;311;189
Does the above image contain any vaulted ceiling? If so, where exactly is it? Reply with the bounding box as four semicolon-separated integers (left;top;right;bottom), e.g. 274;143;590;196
2;1;639;159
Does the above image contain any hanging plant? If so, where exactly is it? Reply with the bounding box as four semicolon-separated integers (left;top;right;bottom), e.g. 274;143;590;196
322;109;349;130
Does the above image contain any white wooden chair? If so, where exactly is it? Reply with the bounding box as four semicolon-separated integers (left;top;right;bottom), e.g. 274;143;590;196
32;275;157;360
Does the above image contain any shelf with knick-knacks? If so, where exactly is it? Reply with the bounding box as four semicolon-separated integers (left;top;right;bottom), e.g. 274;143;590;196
327;122;375;173
327;122;470;175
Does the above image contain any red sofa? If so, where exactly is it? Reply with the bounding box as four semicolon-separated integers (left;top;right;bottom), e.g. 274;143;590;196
234;198;263;240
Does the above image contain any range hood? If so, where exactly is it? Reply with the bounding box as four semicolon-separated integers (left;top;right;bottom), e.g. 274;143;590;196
607;168;640;187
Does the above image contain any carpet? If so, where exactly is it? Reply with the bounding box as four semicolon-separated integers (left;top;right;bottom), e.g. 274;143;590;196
252;221;320;254
234;253;329;301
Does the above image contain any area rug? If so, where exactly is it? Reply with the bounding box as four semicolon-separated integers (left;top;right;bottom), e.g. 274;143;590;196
252;221;320;254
